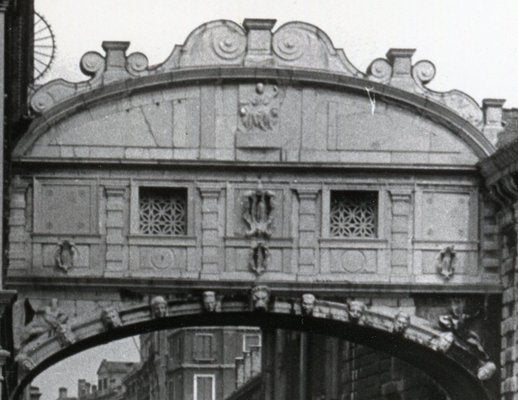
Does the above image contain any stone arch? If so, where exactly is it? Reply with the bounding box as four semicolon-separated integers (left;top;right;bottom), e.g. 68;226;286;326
12;292;493;400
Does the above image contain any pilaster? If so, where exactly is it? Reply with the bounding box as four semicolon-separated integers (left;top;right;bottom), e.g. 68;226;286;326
295;188;320;276
8;183;28;270
104;186;126;273
198;186;222;275
389;190;412;280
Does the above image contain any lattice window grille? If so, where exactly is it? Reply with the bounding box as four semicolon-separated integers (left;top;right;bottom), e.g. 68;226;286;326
139;188;187;235
330;192;377;238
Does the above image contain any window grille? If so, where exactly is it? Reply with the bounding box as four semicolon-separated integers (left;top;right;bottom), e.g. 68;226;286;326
330;191;377;238
139;187;187;235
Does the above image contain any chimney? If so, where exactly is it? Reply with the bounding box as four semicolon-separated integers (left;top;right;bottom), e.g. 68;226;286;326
78;380;87;399
29;386;42;400
58;387;68;399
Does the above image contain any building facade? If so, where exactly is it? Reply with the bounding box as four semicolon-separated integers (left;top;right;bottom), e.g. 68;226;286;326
1;3;517;400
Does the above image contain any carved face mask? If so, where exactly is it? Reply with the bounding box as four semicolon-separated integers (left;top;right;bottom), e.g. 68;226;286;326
202;291;217;312
301;294;316;316
252;287;270;311
151;296;167;318
393;312;410;334
348;301;365;322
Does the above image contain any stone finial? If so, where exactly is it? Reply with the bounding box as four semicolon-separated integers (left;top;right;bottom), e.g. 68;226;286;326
242;18;276;66
482;98;506;147
386;48;416;88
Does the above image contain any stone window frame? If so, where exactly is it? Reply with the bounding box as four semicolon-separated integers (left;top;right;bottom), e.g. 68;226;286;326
193;374;216;400
242;333;261;352
129;180;196;238
321;187;385;240
193;332;216;362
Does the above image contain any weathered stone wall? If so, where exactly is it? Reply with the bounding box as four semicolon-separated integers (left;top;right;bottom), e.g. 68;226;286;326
7;168;497;287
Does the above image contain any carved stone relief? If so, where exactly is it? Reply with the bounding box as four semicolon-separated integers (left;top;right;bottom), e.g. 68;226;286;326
238;83;284;134
150;296;167;318
251;286;270;312
392;311;410;335
301;293;316;316
348;300;365;324
435;246;456;280
101;307;123;330
242;184;275;275
19;298;74;349
435;298;495;380
202;291;221;312
54;240;79;272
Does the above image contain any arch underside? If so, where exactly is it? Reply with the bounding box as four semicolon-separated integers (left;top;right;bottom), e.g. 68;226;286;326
13;296;491;400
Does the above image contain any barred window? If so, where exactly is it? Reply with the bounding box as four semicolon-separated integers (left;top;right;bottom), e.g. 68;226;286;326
330;191;377;238
139;187;187;235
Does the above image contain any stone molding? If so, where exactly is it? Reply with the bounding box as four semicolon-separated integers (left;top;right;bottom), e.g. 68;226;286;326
26;18;498;150
16;67;495;162
12;294;491;400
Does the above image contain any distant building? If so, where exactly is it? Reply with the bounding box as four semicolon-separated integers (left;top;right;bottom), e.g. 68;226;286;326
55;388;77;400
124;327;261;400
77;360;138;400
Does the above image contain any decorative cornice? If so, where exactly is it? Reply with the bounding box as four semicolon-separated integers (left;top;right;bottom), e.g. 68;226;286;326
26;18;497;147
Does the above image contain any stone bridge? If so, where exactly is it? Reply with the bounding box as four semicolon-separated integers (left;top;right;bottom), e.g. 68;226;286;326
1;17;512;400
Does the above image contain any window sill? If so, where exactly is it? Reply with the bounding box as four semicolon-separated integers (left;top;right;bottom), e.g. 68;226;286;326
319;237;388;249
128;235;197;246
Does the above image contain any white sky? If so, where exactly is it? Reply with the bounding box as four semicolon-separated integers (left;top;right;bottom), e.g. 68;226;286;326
28;0;518;399
36;0;518;107
32;337;140;400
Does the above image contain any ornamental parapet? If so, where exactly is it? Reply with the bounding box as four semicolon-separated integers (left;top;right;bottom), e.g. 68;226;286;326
28;18;502;148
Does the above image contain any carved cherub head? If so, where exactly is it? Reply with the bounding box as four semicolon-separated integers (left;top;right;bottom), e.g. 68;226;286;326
393;311;410;335
150;296;167;318
202;291;218;312
348;300;365;323
301;294;316;316
251;286;270;312
101;307;122;329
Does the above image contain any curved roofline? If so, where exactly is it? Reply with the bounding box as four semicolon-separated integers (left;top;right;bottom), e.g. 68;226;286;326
14;67;495;161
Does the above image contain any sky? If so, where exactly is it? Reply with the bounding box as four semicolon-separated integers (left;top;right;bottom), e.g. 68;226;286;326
35;0;518;107
28;0;518;399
